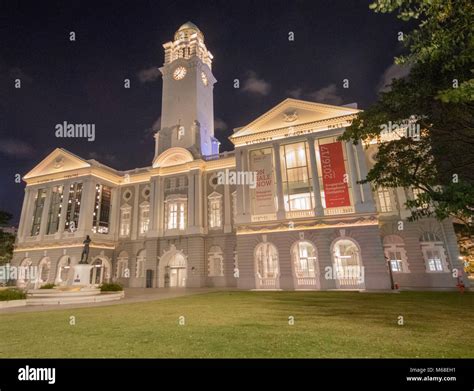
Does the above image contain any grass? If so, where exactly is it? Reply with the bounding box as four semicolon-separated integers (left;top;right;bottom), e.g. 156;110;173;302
0;291;473;358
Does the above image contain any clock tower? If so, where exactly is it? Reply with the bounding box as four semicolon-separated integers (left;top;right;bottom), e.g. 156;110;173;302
155;22;219;159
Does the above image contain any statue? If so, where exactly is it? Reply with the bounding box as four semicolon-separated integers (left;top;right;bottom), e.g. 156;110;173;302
79;235;91;264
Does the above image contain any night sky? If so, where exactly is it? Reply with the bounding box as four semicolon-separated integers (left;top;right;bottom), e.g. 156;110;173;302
0;0;407;224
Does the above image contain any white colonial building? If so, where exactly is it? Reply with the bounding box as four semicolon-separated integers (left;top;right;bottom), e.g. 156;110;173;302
11;22;464;291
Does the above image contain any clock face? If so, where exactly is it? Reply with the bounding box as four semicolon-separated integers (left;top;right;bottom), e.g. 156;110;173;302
201;71;208;86
173;66;187;80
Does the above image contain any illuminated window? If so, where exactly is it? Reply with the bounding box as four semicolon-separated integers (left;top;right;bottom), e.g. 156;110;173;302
55;256;71;285
120;205;131;237
139;202;150;235
208;192;222;228
166;196;187;230
420;232;448;272
377;187;393;213
30;188;47;236
281;142;313;211
92;184;111;234
46;186;64;235
332;239;364;288
64;182;83;232
292;241;317;278
383;235;409;273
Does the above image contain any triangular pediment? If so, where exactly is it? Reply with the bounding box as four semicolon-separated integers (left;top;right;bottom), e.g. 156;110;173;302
23;148;91;180
232;98;360;138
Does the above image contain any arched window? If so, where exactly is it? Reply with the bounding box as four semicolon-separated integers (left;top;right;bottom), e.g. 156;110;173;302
332;238;364;288
255;242;279;289
116;251;129;278
17;258;32;287
90;257;111;285
383;235;409;273
136;249;146;278
37;257;51;285
208;246;224;277
420;232;449;272
55;256;72;285
292;240;317;276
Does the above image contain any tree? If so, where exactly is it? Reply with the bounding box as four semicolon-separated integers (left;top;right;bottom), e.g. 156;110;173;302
0;211;15;266
341;0;474;231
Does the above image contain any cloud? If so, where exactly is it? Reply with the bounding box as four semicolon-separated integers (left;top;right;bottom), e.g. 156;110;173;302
137;67;161;83
378;63;411;92
88;151;118;166
214;118;227;131
0;139;34;158
287;87;303;99
307;84;343;105
242;71;271;95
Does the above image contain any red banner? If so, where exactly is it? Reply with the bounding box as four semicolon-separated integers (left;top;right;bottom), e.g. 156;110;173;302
319;142;351;208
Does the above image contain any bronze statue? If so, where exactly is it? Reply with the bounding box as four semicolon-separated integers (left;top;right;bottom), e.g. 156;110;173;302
79;235;91;264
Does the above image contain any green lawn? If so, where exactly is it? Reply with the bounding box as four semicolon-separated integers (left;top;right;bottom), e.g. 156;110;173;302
1;291;473;358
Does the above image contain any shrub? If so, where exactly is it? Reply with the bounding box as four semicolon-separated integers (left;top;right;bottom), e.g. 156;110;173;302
0;289;26;301
100;283;123;292
39;283;55;289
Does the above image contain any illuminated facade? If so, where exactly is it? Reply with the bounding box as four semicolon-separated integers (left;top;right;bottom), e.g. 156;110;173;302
11;23;464;291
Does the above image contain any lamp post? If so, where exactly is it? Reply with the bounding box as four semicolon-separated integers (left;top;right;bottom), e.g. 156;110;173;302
385;255;395;290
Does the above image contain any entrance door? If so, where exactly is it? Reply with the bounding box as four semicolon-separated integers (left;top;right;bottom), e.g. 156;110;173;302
169;267;186;287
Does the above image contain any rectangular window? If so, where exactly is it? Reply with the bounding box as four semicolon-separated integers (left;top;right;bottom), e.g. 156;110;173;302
427;250;443;271
281;142;313;212
388;251;403;272
120;207;131;236
92;184;112;234
139;204;150;235
64;182;83;232
30;188;47;236
46;185;64;235
377;188;393;213
167;200;186;230
208;196;222;228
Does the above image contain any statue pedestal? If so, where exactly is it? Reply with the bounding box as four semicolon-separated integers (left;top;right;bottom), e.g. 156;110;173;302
72;264;93;286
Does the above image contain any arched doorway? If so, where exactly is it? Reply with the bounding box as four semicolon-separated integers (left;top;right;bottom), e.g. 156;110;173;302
331;238;365;289
159;246;187;288
90;257;112;285
36;257;51;288
254;242;280;289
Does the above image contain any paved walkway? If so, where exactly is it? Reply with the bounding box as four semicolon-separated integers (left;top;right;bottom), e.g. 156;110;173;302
0;288;226;314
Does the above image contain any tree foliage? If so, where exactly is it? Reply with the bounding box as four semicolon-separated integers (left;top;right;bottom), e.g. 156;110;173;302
341;0;474;230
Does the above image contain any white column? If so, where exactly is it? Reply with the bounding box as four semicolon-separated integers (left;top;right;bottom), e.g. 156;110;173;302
273;143;285;219
224;182;231;233
396;187;411;219
57;181;71;237
17;187;32;242
235;148;247;223
131;184;140;240
155;177;164;236
194;170;203;229
77;179;96;235
308;137;323;216
355;142;375;211
242;149;251;218
39;187;53;239
345;142;362;209
109;187;120;240
187;171;195;228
